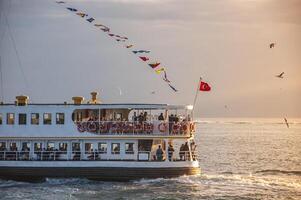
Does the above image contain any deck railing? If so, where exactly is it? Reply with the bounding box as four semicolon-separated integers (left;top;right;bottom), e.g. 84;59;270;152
0;150;198;162
75;121;195;136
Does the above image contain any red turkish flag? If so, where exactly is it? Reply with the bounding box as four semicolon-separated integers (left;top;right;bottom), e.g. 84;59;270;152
199;81;211;91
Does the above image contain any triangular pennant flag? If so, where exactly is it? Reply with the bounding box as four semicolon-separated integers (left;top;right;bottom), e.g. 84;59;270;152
101;27;110;32
139;56;149;61
67;7;78;12
149;62;160;69
199;81;211;91
76;12;87;17
126;45;133;48
94;24;103;27
86;18;95;23
108;33;115;37
155;68;165;74
132;51;138;54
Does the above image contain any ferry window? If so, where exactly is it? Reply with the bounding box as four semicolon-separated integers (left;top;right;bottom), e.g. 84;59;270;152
31;113;39;125
56;113;65;124
47;143;55;151
34;143;42;152
85;143;93;154
111;143;120;154
43;113;52;125
7;113;14;125
19;113;27;125
125;143;134;154
98;143;107;154
10;142;17;151
0;142;6;151
0;114;2;124
59;143;68;154
21;142;30;151
72;143;80;152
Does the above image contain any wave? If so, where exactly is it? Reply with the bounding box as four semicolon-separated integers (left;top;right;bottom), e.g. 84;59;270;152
255;170;301;176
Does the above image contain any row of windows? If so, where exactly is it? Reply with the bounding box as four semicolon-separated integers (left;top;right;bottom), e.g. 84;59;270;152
0;113;65;125
0;142;135;155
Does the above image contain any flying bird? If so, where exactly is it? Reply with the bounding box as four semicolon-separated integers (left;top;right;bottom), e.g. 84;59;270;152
284;118;289;128
275;72;284;78
269;43;276;48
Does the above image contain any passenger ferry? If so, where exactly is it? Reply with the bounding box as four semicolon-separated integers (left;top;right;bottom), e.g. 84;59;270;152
0;92;200;181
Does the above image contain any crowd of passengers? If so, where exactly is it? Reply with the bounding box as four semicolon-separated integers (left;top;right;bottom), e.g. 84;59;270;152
80;111;192;135
154;141;197;161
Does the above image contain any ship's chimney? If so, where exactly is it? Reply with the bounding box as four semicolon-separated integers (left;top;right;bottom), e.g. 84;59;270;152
72;96;84;105
16;95;29;106
88;91;101;104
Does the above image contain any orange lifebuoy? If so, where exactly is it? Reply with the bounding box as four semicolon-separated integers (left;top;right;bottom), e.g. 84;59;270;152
158;123;167;133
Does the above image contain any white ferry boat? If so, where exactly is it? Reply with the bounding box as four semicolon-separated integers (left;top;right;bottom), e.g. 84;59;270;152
0;92;200;181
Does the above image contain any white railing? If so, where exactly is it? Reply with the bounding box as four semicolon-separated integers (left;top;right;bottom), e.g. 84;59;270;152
0;150;198;162
75;121;195;136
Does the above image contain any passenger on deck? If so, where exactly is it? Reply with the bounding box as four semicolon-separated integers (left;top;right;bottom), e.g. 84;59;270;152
168;144;175;161
138;113;144;124
169;114;175;133
183;142;190;161
179;144;185;161
132;112;137;122
156;145;164;161
158;113;164;121
143;112;148;121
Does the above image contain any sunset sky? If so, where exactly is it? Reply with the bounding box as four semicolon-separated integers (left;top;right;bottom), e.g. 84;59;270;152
0;0;300;117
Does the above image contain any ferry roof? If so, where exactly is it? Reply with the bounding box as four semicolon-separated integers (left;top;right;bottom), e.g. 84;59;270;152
0;103;188;110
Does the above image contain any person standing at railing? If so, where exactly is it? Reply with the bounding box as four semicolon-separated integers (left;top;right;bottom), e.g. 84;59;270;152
168;144;175;161
158;113;164;121
156;145;164;161
183;142;190;161
179;144;185;160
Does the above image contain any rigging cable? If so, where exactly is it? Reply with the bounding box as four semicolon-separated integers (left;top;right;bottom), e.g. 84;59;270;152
4;6;33;101
0;56;3;101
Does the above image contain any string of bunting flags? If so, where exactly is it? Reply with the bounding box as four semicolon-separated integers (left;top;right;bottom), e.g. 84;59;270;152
56;1;178;92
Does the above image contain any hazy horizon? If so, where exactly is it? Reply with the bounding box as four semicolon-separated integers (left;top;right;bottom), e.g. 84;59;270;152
0;0;300;118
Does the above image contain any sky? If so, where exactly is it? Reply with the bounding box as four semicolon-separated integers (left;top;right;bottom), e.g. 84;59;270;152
0;0;300;117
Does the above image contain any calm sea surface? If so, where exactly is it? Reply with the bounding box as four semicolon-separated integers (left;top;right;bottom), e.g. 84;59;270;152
0;118;300;200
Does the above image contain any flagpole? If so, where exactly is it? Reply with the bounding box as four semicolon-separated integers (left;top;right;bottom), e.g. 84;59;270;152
191;77;202;120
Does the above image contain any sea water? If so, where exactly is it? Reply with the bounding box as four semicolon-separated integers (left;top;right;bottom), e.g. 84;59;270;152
0;118;300;200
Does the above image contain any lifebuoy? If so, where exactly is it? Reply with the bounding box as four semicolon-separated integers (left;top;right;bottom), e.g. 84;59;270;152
158;123;167;133
87;122;97;132
77;122;86;133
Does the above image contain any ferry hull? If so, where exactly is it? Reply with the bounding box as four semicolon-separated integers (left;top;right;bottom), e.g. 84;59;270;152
0;166;200;182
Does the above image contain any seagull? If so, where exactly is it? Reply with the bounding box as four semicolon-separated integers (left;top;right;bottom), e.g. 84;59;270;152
275;72;284;78
284;118;289;128
269;43;276;48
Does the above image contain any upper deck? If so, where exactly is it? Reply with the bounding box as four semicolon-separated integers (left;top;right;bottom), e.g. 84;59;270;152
0;101;195;139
